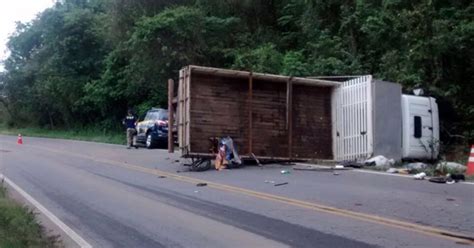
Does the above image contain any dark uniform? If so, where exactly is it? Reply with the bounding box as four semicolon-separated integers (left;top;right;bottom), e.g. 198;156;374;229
123;114;138;148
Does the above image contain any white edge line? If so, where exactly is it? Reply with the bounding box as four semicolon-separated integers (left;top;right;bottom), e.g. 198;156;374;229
1;174;92;248
353;169;474;185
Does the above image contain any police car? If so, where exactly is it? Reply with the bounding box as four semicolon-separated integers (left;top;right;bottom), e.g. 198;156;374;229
135;108;171;148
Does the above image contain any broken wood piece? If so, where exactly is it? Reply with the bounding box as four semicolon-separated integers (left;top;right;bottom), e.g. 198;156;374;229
250;153;261;166
293;164;352;171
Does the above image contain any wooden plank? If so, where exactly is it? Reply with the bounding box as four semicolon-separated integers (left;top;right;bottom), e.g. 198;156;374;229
183;67;188;152
178;69;184;149
168;78;174;153
182;68;188;152
189;65;341;87
184;152;319;162
186;67;191;153
287;78;293;159
248;72;253;154
181;69;186;149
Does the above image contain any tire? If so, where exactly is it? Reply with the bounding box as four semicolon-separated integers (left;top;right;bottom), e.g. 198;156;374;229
146;133;155;149
191;159;211;172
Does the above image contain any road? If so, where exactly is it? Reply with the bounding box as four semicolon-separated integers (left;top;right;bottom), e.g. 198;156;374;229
0;135;473;247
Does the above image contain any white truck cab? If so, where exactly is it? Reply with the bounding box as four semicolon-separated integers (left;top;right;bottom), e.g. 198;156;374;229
330;75;440;161
401;95;439;160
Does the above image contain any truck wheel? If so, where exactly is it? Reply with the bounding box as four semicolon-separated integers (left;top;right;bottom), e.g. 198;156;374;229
146;134;155;149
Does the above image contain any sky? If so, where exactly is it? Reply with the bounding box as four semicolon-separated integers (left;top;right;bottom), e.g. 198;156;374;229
0;0;54;70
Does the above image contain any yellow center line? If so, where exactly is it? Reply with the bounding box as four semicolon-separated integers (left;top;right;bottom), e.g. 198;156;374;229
12;143;474;245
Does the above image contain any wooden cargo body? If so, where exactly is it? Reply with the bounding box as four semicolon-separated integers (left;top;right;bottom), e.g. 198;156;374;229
175;66;341;160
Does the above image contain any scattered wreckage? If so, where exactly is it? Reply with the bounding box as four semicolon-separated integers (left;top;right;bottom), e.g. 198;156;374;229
363;155;467;184
166;66;469;183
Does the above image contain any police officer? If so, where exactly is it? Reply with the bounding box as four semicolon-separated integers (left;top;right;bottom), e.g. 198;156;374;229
122;109;138;149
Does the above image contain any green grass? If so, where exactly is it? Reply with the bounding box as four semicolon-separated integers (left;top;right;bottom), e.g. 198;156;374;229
0;184;61;247
0;124;125;145
466;175;474;181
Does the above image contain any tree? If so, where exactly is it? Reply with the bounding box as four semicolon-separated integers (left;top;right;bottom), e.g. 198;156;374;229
0;0;472;144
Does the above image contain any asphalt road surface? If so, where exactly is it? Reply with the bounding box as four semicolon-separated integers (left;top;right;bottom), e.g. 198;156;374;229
0;135;473;248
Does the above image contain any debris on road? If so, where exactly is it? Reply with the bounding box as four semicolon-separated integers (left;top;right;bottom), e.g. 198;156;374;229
413;172;426;180
446;180;455;185
293;164;352;171
384;167;409;174
196;183;208;187
386;168;399;173
186;158;211;172
450;174;466;182
333;172;340;176
214;136;242;171
215;142;226;171
157;175;167;179
274;182;288;187
406;162;429;170
364;155;395;168
250;153;262;166
281;170;291;174
339;160;363;168
429;177;448;184
436;162;466;171
428;173;465;184
397;168;409;174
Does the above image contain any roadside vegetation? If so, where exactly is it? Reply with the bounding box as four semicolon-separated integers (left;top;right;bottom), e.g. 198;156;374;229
0;123;124;145
0;184;61;247
0;0;472;153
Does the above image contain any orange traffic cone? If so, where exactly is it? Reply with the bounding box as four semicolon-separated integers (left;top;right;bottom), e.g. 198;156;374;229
466;145;474;175
17;134;23;145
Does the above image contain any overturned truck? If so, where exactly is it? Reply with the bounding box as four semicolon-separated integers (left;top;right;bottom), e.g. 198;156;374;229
169;66;439;162
173;65;339;161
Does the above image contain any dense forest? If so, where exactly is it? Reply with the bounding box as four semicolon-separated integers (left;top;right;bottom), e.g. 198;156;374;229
0;0;472;145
